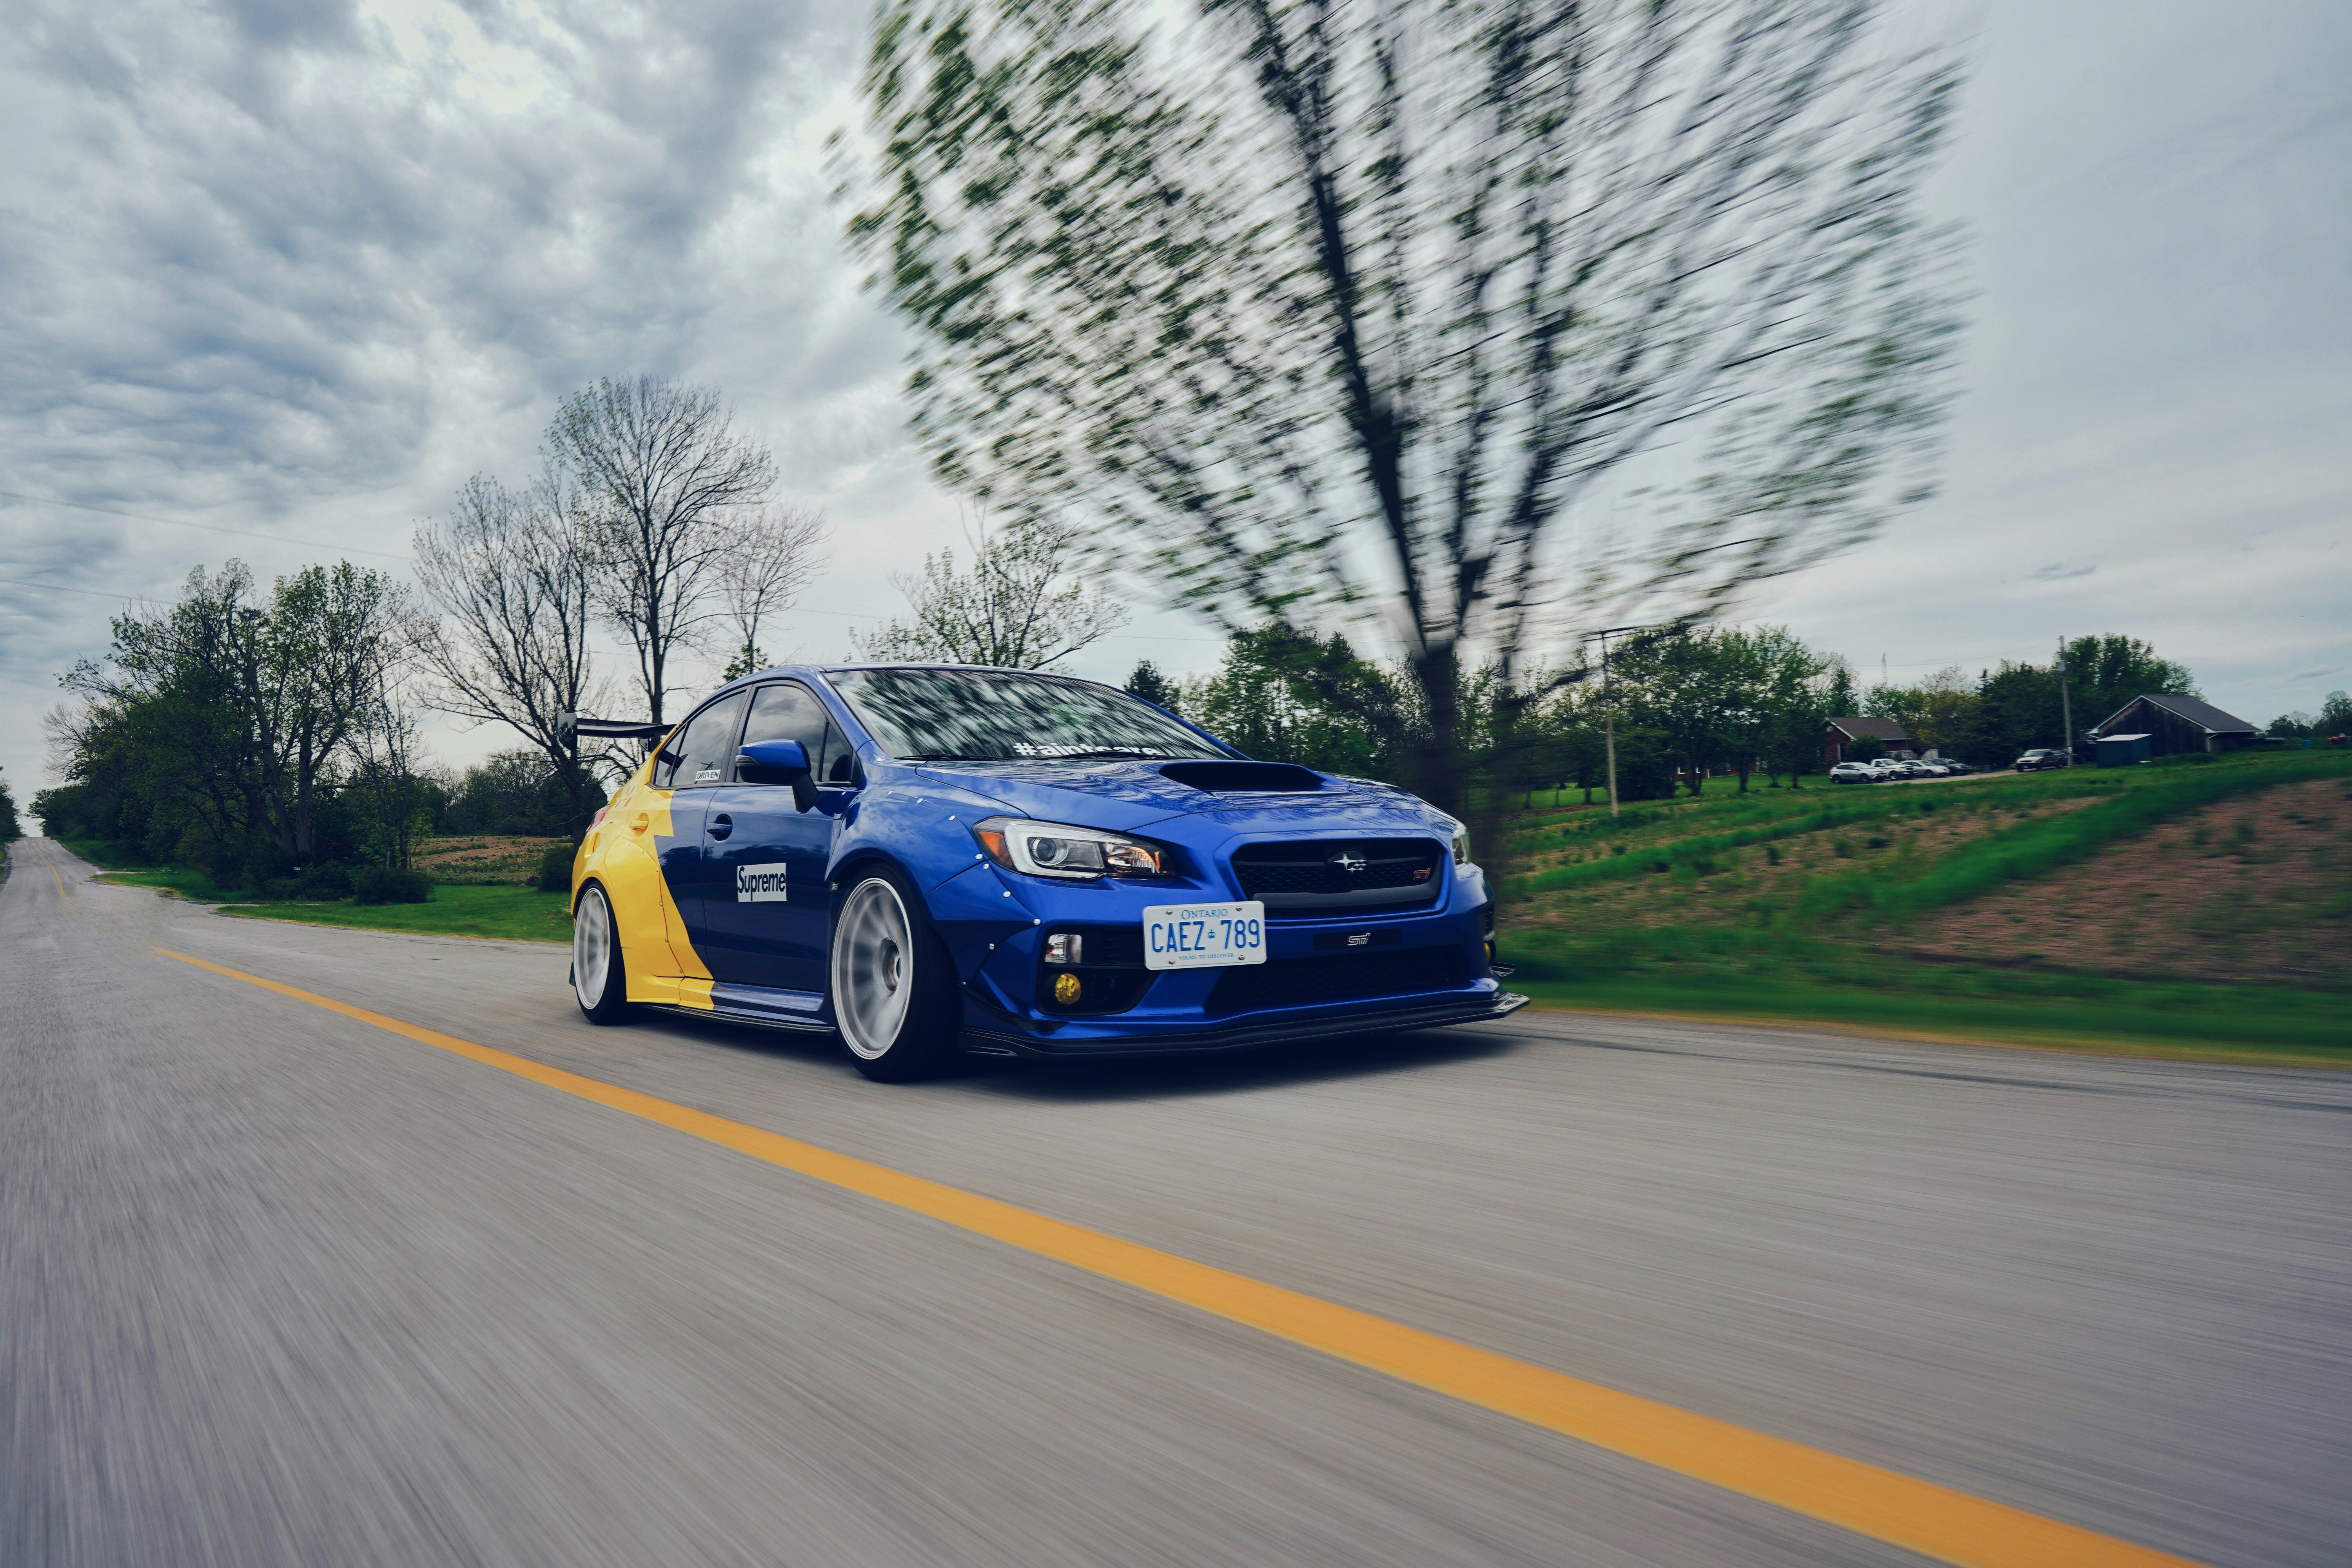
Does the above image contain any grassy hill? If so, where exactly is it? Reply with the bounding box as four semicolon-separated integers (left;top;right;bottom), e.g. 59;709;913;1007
1497;750;2352;1060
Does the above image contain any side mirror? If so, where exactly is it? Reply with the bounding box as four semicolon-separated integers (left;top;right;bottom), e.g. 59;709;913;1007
737;740;818;813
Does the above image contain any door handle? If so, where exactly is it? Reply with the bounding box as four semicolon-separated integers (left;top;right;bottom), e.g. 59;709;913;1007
708;814;733;840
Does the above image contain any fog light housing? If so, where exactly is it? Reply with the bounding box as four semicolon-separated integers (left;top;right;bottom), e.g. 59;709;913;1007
1045;933;1083;965
1053;972;1083;1005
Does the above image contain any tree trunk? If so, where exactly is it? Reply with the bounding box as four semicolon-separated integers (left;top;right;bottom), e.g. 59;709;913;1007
1410;644;1467;821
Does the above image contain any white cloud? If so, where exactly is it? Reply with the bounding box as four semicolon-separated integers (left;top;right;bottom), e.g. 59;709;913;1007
3;0;2349;806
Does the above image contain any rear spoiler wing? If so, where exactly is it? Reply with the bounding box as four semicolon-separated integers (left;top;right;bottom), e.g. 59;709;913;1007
559;714;673;743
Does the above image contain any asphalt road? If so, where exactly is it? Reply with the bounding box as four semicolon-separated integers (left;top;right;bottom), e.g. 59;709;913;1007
5;838;2348;1568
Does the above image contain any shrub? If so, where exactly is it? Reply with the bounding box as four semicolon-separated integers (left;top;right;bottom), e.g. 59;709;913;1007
240;838;294;889
298;863;352;900
262;877;303;901
352;866;432;905
535;841;577;893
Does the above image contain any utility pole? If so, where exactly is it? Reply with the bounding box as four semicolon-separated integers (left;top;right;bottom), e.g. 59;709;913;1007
2056;634;2074;766
1583;624;1648;819
1575;543;1759;819
1603;635;1619;819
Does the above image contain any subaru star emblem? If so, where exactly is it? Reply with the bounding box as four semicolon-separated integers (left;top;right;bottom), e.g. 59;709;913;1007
1329;851;1367;875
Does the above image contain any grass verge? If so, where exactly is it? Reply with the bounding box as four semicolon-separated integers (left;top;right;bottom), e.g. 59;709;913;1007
1511;972;2351;1065
72;843;575;944
220;885;573;944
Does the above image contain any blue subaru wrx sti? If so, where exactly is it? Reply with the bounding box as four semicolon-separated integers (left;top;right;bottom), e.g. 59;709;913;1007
568;663;1528;1080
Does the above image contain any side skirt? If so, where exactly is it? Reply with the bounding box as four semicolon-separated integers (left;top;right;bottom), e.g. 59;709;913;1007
649;1005;838;1037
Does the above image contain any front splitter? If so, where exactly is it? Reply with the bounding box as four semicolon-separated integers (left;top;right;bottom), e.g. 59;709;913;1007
958;991;1531;1060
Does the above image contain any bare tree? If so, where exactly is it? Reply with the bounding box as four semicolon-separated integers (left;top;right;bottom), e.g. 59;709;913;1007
412;469;613;830
717;502;831;680
345;662;428;868
849;514;1129;668
552;376;778;726
844;0;1963;824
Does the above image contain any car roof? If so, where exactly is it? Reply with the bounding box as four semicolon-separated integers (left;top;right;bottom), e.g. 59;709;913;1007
706;660;1132;699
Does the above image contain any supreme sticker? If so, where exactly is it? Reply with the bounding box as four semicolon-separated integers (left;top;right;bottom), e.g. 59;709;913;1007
735;863;790;902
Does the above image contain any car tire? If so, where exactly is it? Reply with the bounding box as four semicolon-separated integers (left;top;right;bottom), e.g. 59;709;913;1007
831;868;960;1082
573;881;631;1025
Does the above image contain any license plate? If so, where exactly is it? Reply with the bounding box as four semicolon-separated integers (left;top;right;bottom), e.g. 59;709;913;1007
1142;902;1268;970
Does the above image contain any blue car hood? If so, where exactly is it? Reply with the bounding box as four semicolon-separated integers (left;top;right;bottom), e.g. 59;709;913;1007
906;760;1450;838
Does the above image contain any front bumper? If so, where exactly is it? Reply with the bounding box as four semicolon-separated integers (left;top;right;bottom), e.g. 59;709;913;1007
957;988;1532;1060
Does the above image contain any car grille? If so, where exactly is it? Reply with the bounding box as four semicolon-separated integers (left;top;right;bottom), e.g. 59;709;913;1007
1229;838;1445;915
1206;945;1471;1014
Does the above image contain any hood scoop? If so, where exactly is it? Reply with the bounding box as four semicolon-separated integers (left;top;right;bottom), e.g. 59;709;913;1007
1157;761;1327;794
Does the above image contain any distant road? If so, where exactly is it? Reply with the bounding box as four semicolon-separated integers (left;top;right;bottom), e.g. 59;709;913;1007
5;838;2347;1568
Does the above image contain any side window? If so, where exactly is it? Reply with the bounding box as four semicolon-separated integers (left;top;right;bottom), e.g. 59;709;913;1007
744;683;864;788
655;691;748;790
822;721;859;785
742;683;830;776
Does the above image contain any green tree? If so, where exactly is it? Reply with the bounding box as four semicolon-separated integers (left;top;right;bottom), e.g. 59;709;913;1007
844;0;1964;835
1975;635;2198;757
1184;627;1396;777
57;561;417;867
2065;635;2198;727
1722;627;1830;788
1619;629;1752;796
1124;661;1180;713
444;750;588;836
0;766;20;841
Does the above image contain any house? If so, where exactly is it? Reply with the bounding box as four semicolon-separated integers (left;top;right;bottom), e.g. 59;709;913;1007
1823;716;1916;766
2091;694;2258;757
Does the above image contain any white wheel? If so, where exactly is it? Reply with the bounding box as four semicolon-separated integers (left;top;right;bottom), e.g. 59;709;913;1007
829;871;957;1080
832;877;914;1058
573;884;628;1023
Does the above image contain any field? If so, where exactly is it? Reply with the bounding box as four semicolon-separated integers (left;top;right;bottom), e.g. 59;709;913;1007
1498;749;2352;1060
412;834;570;886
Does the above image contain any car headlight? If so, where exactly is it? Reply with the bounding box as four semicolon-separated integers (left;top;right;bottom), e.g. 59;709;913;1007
971;817;1167;880
1450;826;1469;865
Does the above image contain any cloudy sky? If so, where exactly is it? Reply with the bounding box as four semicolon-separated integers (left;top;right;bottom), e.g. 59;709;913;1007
3;0;2347;805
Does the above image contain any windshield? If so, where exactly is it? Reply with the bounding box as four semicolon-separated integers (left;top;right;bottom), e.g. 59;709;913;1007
826;668;1228;763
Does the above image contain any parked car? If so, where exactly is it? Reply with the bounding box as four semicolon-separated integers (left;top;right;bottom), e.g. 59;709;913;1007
1829;761;1877;784
2013;748;2067;772
1937;760;1975;776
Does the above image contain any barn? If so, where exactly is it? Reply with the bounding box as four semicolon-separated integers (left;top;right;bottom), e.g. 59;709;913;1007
2091;694;2258;757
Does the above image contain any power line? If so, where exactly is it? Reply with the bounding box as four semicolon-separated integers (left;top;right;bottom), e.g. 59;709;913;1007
0;573;149;602
0;490;415;563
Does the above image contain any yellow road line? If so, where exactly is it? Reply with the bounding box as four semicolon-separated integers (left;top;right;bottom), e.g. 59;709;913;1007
42;847;68;897
154;945;2207;1568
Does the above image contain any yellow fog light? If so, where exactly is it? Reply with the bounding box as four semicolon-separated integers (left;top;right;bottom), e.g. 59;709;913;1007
1053;973;1083;1005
